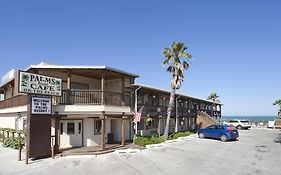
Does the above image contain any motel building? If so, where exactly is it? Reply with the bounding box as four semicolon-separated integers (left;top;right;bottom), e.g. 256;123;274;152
0;62;221;158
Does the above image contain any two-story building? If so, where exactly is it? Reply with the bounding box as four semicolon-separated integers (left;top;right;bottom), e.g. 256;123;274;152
0;62;137;151
132;84;221;136
0;62;221;154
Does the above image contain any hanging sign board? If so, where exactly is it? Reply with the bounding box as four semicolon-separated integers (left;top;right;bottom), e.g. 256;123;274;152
31;95;52;114
18;71;62;96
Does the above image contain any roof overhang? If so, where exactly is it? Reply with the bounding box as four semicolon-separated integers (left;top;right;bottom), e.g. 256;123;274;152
132;84;223;105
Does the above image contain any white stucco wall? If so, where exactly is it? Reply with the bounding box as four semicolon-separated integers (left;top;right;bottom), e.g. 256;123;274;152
0;116;15;129
83;118;111;146
111;118;131;142
0;113;26;130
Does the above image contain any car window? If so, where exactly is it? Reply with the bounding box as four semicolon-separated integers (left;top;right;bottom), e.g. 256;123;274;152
207;125;216;129
229;120;238;123
216;126;224;130
241;121;249;123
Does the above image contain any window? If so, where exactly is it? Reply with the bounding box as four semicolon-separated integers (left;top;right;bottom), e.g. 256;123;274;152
60;123;63;134
207;125;216;129
145;118;158;129
165;98;169;107
78;122;82;134
150;95;158;106
216;126;224;130
137;95;144;105
95;119;102;135
67;123;75;135
184;101;188;108
159;97;166;106
71;82;89;90
179;118;185;126
22;119;27;129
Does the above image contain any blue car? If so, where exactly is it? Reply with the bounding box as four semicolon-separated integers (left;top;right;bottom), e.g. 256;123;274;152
198;124;239;142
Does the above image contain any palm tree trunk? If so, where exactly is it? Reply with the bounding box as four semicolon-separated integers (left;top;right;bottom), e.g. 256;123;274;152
163;88;176;139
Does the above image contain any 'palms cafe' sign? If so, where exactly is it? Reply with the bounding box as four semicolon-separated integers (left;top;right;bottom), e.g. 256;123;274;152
18;71;62;96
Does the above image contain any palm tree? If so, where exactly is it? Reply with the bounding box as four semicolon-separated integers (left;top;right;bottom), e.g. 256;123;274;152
273;99;281;118
207;92;220;120
162;42;192;139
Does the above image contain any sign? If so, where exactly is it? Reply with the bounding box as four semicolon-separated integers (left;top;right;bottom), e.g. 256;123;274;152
31;96;52;114
19;71;62;96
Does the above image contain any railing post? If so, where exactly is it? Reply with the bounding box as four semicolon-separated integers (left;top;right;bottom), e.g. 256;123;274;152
18;132;22;161
121;77;125;106
2;130;5;143
100;111;105;150
101;73;105;105
121;113;126;146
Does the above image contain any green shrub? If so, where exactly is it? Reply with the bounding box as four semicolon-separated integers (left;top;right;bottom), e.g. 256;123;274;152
3;137;25;149
168;131;194;140
134;136;165;147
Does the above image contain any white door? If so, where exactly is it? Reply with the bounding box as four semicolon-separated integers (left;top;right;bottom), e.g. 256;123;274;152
60;120;83;148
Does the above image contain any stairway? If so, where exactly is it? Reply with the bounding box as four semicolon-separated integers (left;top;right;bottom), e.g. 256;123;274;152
196;111;219;129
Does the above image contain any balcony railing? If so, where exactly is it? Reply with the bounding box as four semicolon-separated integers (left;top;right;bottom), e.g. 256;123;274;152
56;90;131;106
0;95;28;109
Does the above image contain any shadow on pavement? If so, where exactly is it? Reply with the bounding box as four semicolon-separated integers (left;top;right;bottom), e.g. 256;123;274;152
273;133;281;144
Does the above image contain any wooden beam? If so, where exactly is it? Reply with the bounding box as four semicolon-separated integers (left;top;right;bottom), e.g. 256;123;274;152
121;113;125;146
101;73;105;105
100;111;105;150
121;77;125;106
54;112;60;153
67;73;71;104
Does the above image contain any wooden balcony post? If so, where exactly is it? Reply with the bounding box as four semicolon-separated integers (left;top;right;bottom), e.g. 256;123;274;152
54;112;60;153
101;73;105;105
121;77;125;106
158;116;161;137
18;132;22;161
100;111;105;150
66;72;71;104
121;113;126;146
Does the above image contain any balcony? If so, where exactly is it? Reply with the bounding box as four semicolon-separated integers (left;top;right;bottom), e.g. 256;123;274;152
0;95;28;109
0;90;131;110
56;90;131;106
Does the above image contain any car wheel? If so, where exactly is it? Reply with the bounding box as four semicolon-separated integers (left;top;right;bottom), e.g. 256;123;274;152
220;135;228;142
199;133;205;139
237;125;242;130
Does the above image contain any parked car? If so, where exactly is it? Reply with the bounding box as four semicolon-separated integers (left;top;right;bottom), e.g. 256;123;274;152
198;124;239;142
223;120;251;130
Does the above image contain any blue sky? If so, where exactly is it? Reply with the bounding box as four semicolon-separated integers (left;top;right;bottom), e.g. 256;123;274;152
0;0;280;116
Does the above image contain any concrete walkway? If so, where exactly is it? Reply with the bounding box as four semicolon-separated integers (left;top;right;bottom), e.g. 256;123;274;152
0;128;280;175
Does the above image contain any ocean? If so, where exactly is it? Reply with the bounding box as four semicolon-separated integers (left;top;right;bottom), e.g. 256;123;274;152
222;116;278;121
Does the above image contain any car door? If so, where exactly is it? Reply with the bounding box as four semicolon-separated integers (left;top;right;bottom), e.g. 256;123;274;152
215;126;225;139
205;125;216;138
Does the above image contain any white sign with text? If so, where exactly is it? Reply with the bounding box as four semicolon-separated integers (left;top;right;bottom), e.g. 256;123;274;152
19;71;62;96
31;96;52;114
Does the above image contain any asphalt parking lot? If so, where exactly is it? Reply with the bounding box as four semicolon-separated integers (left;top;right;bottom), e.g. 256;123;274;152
0;128;280;175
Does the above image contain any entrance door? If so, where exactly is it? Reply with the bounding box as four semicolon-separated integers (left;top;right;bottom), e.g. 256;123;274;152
60;120;83;148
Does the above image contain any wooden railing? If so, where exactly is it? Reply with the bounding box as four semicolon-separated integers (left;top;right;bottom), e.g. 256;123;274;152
56;90;130;106
138;105;199;116
0;95;28;109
